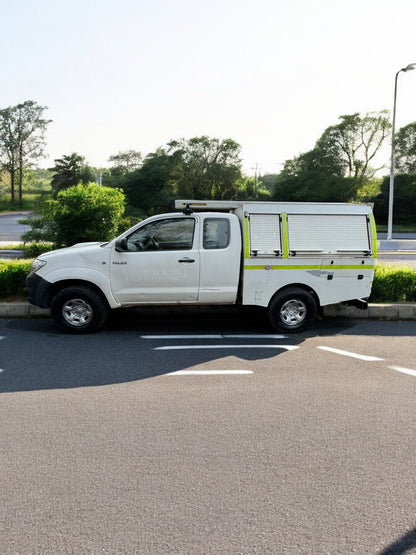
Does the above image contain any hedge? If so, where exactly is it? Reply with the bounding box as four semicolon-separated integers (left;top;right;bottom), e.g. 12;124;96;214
0;242;53;257
370;265;416;303
0;260;415;303
0;260;33;300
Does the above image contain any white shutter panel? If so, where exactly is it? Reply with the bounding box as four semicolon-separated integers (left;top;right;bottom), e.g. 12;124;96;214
249;214;281;255
287;215;370;252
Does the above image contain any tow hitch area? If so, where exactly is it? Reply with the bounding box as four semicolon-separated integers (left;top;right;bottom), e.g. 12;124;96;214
342;299;368;310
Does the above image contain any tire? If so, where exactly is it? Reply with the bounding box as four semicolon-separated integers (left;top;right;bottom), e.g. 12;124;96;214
50;286;109;334
268;287;317;333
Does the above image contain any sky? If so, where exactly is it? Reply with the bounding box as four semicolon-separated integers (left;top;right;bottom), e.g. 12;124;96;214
1;0;416;176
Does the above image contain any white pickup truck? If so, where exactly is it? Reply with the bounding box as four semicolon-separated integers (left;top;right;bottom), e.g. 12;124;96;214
26;199;377;333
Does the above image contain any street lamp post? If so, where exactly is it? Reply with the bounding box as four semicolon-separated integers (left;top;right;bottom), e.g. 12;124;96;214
387;63;416;240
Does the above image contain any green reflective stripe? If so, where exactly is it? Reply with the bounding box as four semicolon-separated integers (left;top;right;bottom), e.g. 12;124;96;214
245;264;375;271
244;216;250;258
369;212;378;257
281;212;289;258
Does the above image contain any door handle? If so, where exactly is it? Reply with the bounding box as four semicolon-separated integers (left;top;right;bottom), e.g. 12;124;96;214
178;257;195;263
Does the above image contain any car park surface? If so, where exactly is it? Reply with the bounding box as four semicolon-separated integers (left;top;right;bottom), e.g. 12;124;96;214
1;313;416;553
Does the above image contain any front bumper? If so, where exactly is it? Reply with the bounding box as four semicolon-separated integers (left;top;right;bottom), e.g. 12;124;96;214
26;272;51;308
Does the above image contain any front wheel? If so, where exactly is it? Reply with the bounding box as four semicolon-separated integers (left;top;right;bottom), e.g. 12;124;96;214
50;286;109;334
268;288;317;333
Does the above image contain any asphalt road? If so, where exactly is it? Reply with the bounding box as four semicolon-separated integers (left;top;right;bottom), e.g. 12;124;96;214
1;311;416;554
0;211;31;243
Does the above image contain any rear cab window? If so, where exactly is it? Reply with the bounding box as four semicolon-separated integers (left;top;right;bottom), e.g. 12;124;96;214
203;218;230;249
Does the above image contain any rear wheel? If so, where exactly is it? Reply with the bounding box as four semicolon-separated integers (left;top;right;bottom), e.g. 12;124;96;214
50;286;109;333
268;287;317;333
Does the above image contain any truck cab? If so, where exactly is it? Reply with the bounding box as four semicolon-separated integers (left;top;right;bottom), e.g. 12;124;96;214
27;210;242;333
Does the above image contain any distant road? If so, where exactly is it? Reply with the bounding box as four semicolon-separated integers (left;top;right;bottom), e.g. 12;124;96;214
378;232;416;240
0;212;31;243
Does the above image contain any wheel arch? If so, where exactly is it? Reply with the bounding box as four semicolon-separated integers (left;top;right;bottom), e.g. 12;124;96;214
267;283;321;310
46;279;111;310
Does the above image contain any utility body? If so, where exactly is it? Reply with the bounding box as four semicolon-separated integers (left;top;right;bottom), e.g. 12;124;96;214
27;199;377;333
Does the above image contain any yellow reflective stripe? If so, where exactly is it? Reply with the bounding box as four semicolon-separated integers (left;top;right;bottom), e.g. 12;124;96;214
244;264;376;271
281;212;288;258
321;264;375;270
245;265;320;270
369;212;378;258
244;216;250;259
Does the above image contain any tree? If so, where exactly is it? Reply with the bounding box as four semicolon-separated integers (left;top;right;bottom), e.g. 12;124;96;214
0;100;51;206
102;150;143;192
394;122;416;174
234;175;271;200
167;136;243;199
124;149;178;215
123;137;243;215
375;174;416;225
273;111;391;203
317;111;391;183
108;150;142;175
49;153;95;197
273;147;350;202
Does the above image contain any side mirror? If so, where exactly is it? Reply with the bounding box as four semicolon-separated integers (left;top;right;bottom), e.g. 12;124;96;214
115;238;128;252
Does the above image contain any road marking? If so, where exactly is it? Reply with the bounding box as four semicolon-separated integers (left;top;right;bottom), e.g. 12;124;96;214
389;366;416;377
155;344;299;351
143;334;223;339
317;346;384;362
142;334;287;339
167;369;253;376
223;334;287;339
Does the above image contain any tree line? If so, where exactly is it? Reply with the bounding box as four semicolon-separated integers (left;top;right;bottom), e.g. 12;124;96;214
1;100;416;226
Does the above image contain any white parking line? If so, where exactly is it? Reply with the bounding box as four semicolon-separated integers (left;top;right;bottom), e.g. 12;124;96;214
0;337;4;374
143;334;223;339
167;369;253;376
223;334;287;339
155;344;299;351
317;346;384;362
389;366;416;377
142;334;287;339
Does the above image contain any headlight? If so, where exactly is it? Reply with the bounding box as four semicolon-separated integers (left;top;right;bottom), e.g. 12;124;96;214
30;258;47;273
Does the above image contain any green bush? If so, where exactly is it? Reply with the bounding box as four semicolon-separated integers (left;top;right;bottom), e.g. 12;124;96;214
0;260;32;299
21;183;126;247
370;266;416;303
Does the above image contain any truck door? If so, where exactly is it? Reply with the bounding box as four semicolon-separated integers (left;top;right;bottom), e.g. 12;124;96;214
110;216;200;303
198;215;241;303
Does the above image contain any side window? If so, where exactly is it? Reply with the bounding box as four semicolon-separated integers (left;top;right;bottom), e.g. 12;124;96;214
126;218;195;251
203;218;230;249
